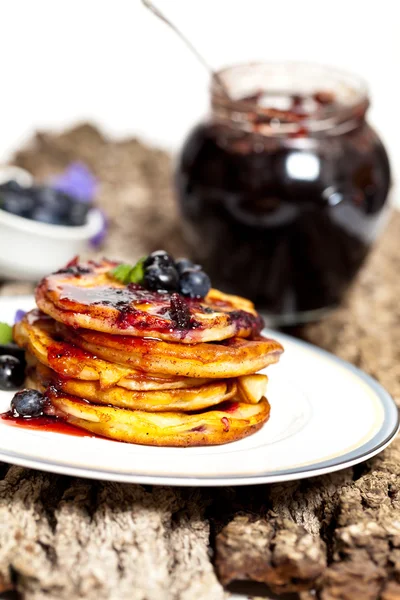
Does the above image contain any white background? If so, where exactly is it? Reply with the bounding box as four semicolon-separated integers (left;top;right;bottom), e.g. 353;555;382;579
0;0;398;193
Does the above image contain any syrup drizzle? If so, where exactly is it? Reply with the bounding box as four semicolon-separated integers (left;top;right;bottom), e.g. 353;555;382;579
1;412;92;437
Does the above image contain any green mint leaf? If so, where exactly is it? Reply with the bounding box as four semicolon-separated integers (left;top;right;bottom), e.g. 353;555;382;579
110;264;134;284
109;257;146;285
0;322;13;344
128;257;146;284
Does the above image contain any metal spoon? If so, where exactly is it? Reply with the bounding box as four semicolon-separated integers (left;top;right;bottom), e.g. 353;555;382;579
141;0;231;98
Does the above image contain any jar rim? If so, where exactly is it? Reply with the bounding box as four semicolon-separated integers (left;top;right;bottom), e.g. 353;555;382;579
211;61;370;135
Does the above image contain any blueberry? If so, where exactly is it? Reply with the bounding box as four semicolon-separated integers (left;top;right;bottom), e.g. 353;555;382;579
34;186;66;211
0;343;26;363
67;199;91;226
0;190;36;218
179;269;211;299
175;258;202;275
31;206;65;225
33;187;72;220
0;180;24;193
30;186;90;226
43;188;70;213
144;264;179;292
144;250;174;269
0;182;91;227
11;389;45;417
0;355;25;391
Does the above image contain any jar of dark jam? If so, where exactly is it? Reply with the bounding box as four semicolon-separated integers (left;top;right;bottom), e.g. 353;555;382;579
176;63;391;325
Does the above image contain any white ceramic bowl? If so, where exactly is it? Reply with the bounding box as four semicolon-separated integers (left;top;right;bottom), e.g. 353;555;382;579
0;207;104;281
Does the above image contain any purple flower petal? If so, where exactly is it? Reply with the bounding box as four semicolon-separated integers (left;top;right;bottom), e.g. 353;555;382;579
51;162;98;203
14;309;26;323
90;209;108;248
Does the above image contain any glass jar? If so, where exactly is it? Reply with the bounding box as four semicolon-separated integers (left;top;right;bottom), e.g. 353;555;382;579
175;62;391;325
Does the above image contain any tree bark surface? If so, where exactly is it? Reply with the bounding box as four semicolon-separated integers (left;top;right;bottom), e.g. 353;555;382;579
0;126;398;600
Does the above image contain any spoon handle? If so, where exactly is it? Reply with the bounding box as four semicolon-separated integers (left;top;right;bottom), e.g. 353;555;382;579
142;0;230;98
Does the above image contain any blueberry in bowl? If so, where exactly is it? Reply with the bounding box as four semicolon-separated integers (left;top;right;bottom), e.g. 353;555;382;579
0;162;95;228
0;165;105;281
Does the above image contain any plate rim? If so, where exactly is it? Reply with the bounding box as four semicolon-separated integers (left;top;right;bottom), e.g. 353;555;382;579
0;296;398;486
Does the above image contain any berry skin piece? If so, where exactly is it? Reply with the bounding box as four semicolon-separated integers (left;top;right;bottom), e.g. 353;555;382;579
144;264;179;292
170;293;191;329
11;389;46;417
179;269;211;299
0;355;25;391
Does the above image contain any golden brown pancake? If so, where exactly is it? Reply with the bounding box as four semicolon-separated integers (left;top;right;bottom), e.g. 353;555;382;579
60;323;283;378
15;312;209;389
32;362;238;412
13;255;283;448
46;387;271;446
36;258;264;343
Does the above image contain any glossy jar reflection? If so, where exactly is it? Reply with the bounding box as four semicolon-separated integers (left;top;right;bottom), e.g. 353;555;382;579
176;63;391;324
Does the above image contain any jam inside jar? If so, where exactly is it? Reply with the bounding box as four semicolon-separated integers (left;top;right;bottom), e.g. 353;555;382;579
176;63;391;325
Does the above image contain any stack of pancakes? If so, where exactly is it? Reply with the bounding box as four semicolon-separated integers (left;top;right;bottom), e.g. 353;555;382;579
14;259;283;446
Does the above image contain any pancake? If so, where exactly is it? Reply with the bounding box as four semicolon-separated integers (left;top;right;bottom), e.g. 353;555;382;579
13;253;283;448
15;312;210;389
46;387;271;446
60;324;283;378
36;258;264;343
32;362;238;412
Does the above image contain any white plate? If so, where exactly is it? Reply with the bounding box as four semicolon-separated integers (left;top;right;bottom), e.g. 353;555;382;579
0;296;398;486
